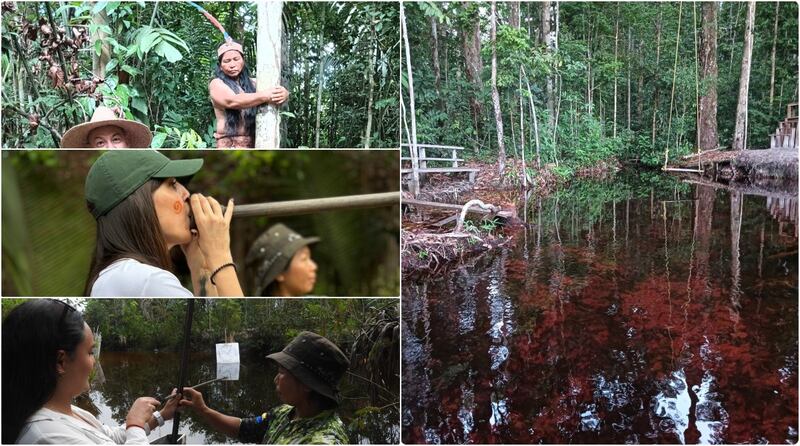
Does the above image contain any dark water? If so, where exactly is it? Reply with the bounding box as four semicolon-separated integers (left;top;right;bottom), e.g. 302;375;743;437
78;350;397;444
402;173;798;444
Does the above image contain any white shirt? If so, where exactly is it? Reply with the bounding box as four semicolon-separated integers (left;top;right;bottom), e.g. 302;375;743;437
17;406;148;444
90;258;192;297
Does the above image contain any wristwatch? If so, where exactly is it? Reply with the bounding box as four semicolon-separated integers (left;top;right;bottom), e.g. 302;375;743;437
153;411;165;427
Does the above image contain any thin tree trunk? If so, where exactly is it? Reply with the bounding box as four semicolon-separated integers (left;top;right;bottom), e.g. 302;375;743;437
256;0;283;148
91;9;110;78
302;54;311;144
522;67;541;168
315;35;326;148
652;8;662;145
699;2;719;151
400;1;420;196
461;2;484;140
509;1;520;29
732;1;755;151
627;27;631;131
769;2;779;108
430;16;441;97
491;0;506;176
613;2;619;138
519;68;527;187
363;27;376;149
542;1;556;127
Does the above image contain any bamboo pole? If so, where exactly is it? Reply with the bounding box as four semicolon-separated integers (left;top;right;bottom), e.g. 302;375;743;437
227;192;399;218
256;0;283;148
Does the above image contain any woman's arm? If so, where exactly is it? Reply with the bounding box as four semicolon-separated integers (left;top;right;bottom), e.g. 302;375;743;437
209;79;270;110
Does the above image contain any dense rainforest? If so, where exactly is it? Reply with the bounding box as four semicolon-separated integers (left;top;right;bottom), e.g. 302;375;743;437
401;1;798;180
2;1;399;148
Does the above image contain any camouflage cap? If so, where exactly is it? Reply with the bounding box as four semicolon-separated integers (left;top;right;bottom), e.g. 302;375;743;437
266;331;349;405
246;223;319;295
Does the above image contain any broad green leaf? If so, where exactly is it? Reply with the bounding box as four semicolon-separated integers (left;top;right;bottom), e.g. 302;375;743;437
155;41;182;63
151;132;167;149
131;97;148;115
105;59;119;73
140;31;161;54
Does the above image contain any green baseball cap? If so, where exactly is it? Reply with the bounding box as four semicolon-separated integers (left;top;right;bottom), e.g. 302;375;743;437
246;223;319;295
85;150;203;218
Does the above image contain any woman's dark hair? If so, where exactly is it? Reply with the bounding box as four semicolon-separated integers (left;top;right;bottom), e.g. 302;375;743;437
84;179;172;295
2;299;86;443
215;48;257;140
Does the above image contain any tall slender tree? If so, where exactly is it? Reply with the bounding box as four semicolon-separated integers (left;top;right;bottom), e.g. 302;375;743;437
490;0;506;175
732;1;756;151
698;2;719;151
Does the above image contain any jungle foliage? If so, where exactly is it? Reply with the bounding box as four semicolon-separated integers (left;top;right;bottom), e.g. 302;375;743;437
402;2;798;174
1;1;399;148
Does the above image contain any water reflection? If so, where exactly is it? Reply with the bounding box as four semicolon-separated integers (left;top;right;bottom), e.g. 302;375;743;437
402;174;798;444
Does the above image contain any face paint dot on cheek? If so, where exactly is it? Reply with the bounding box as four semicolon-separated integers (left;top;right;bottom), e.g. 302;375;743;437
173;200;184;214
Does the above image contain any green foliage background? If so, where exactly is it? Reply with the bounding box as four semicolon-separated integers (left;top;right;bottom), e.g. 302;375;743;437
403;2;798;173
2;1;399;148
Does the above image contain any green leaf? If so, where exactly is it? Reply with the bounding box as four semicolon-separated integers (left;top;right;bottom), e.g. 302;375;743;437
104;59;119;73
106;2;120;15
131;97;148;115
121;65;140;76
115;84;130;107
151;132;167;149
92;1;108;15
155;41;182;63
140;31;161;54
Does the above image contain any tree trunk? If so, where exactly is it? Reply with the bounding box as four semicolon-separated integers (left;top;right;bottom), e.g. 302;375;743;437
430;16;441;96
91;9;110;78
542;1;556;127
255;0;283;148
400;2;421;196
612;2;619;138
698;2;719;151
461;2;484;140
491;0;506;176
509;1;520;29
652;8;662;145
302;57;311;145
627;27;631;131
363;25;378;149
769;2;779;108
315;36;326;148
732;1;755;151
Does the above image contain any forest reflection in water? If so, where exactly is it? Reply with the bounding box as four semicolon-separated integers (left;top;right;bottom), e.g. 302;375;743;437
402;174;798;444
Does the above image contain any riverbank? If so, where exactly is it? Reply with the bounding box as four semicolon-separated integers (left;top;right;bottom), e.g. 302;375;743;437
401;159;621;273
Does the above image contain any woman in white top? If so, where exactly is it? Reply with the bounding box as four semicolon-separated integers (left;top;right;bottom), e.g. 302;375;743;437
83;150;244;297
2;299;180;444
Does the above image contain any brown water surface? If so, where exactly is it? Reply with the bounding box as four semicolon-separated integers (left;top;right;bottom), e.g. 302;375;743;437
402;174;798;444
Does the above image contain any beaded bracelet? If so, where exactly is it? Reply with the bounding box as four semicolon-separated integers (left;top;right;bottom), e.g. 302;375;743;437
210;262;237;286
